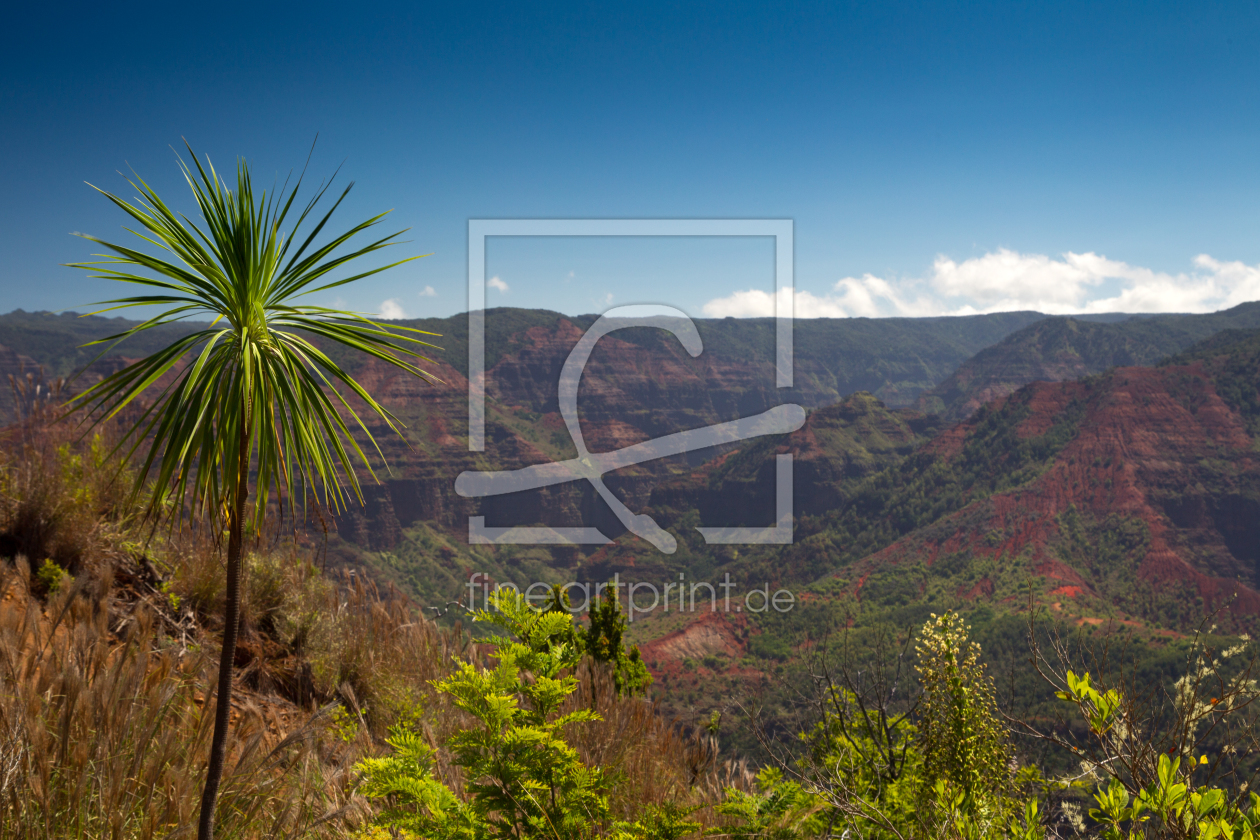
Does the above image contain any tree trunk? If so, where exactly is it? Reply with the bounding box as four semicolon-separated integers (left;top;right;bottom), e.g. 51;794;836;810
197;418;251;840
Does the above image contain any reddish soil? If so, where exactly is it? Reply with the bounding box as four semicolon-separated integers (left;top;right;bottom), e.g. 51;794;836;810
862;364;1260;622
639;610;749;678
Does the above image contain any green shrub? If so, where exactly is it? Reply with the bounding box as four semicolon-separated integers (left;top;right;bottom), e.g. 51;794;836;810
581;584;653;696
610;803;701;840
356;590;613;840
35;557;70;594
715;767;825;840
750;634;789;661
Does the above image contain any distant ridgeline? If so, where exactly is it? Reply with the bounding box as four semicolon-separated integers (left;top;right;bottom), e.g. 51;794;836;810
0;305;1049;421
5;302;1259;423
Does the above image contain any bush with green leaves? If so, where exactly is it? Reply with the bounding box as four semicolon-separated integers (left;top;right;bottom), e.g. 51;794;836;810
1014;614;1260;839
34;556;70;594
1085;757;1260;840
354;595;1260;840
1052;665;1260;839
797;686;922;837
715;767;825;840
355;590;612;840
787;612;1043;839
610;804;702;840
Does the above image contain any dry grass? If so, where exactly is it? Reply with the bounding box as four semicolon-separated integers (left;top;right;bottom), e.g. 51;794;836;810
0;558;367;839
162;535;462;735
0;404;475;837
566;658;755;827
0;540;478;840
0;374;135;585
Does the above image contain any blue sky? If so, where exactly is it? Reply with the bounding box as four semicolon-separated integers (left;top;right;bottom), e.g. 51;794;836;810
3;1;1260;320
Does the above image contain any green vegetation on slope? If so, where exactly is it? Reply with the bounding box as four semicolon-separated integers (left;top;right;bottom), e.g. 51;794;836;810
1163;327;1260;436
922;302;1260;420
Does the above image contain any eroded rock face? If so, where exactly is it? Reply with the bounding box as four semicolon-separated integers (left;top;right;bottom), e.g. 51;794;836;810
863;364;1260;623
485;320;787;446
325;317;910;543
327;344;697;543
328;317;1260;634
0;344;43;420
640;610;747;667
0;344;39;380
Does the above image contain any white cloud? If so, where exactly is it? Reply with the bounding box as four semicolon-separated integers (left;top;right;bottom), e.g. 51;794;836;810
702;250;1260;318
418;285;437;297
830;274;938;317
378;298;406;319
932;249;1260;315
701;287;852;318
488;276;509;293
931;249;1107;311
702;275;934;319
1195;255;1260;308
702;288;781;318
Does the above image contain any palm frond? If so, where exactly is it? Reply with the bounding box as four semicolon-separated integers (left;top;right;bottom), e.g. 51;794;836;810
67;145;441;528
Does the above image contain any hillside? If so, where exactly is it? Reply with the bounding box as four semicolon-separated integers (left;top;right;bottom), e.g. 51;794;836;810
809;332;1260;629
647;391;937;526
918;301;1260;421
589;328;1260;629
848;362;1259;624
602;330;1260;745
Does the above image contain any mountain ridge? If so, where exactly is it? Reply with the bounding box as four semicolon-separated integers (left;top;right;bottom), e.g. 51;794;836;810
919;301;1260;421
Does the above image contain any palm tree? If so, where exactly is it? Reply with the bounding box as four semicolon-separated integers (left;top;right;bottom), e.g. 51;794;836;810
67;145;438;840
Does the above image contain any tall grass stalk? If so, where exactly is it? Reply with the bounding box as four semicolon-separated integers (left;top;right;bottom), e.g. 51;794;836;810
0;558;368;839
